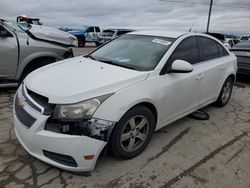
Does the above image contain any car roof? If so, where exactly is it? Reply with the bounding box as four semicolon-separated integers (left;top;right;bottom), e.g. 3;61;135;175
127;30;188;38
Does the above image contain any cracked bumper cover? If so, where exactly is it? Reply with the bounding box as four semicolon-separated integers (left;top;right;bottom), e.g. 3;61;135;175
13;89;115;172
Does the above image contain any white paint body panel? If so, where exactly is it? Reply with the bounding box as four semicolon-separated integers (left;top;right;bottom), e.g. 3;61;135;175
14;32;237;172
14;89;106;172
25;56;149;104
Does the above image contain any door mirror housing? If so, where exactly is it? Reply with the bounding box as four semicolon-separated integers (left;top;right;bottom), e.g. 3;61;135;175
171;60;194;73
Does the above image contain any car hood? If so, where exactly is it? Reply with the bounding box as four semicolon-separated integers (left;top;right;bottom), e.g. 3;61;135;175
29;25;78;47
25;57;149;104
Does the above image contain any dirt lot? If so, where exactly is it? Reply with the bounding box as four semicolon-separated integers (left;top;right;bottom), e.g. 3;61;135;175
0;46;250;188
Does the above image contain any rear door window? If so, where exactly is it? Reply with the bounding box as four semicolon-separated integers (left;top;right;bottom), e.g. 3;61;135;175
217;43;229;57
199;37;219;61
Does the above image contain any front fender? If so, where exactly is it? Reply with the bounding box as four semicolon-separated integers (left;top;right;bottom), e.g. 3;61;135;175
15;51;63;80
93;76;165;129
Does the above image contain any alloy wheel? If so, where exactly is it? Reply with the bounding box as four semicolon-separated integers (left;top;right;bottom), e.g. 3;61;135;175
221;80;233;104
120;115;149;152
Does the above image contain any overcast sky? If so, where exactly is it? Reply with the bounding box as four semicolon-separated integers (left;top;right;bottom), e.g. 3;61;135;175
1;0;250;34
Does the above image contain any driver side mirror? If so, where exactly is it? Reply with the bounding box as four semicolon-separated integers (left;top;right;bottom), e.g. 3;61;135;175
171;60;194;73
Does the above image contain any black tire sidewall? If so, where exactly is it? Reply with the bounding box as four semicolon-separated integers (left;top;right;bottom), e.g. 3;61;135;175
110;106;155;158
78;36;85;47
20;58;54;82
215;77;234;107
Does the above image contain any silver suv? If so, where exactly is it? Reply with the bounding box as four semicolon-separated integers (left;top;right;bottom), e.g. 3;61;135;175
97;28;134;46
0;19;77;87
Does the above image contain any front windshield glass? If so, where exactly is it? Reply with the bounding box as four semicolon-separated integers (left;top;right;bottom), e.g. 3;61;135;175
4;21;29;32
90;34;175;71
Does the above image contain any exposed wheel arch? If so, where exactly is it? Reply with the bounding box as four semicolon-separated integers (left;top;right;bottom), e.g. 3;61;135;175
135;102;158;126
20;56;56;82
117;102;158;129
228;74;236;82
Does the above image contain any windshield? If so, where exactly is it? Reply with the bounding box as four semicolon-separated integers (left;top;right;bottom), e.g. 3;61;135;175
30;20;41;25
101;30;115;37
90;34;175;71
4;21;29;32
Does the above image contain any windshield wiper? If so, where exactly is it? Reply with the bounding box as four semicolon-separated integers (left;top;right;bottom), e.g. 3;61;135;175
98;58;136;70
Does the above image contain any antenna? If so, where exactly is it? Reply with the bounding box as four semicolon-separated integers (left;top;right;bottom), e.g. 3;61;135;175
189;22;195;32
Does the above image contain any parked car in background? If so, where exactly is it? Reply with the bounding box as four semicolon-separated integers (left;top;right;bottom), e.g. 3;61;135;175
207;33;240;49
14;31;236;172
230;41;250;75
97;28;135;46
224;38;240;49
68;25;101;47
240;35;250;41
0;19;77;87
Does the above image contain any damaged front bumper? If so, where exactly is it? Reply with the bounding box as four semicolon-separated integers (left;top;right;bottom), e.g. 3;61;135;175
13;86;115;172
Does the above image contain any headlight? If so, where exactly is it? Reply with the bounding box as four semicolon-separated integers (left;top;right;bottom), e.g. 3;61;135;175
53;94;112;120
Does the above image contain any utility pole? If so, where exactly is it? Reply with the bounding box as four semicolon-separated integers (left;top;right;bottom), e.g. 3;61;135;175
206;0;213;33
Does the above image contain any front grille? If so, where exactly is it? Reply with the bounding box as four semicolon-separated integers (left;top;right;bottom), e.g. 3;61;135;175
22;84;54;115
22;86;42;113
15;95;36;128
43;150;77;167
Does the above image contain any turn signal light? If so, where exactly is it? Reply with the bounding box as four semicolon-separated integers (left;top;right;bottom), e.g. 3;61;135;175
84;155;94;160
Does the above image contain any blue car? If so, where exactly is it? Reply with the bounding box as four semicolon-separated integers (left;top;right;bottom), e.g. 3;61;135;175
68;25;101;47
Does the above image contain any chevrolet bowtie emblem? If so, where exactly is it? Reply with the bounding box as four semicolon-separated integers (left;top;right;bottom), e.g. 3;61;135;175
18;96;25;108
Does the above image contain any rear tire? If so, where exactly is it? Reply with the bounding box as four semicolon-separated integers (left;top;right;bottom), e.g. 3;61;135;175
77;36;85;47
95;42;101;46
214;77;234;107
110;106;155;159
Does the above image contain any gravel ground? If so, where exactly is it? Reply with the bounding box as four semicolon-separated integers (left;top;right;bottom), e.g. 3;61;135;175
0;46;250;188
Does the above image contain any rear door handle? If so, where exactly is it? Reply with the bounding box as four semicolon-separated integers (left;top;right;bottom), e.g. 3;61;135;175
220;65;226;71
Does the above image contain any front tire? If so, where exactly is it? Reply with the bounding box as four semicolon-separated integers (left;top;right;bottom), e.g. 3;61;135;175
110;106;155;158
214;76;234;107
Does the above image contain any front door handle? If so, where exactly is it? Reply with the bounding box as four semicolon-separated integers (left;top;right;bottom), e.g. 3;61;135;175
196;74;204;80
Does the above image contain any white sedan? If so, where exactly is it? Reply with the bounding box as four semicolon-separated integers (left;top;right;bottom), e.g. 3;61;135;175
13;31;237;172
